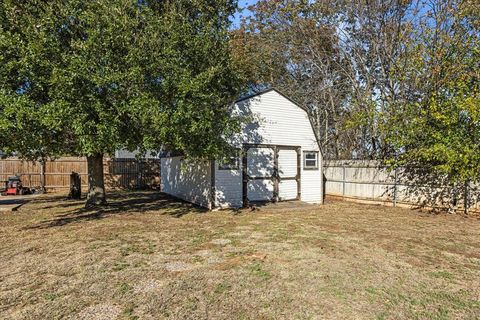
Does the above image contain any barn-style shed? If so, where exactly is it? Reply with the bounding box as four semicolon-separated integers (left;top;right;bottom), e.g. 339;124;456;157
160;88;324;209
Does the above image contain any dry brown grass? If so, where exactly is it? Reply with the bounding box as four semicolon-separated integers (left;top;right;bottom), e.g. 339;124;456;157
1;191;479;320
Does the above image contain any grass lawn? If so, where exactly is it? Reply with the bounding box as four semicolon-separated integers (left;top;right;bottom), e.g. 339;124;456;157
0;191;479;320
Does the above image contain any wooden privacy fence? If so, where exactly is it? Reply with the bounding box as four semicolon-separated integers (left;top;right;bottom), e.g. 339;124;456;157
0;157;160;191
324;160;480;214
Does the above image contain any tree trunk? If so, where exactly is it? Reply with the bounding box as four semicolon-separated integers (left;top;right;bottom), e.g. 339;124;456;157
86;154;106;207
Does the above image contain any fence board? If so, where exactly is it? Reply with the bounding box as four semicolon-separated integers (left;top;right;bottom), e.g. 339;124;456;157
0;157;160;190
324;160;479;214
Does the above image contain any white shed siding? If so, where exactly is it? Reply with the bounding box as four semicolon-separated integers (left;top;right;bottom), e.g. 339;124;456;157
248;180;274;201
279;180;297;200
115;149;159;159
234;90;318;150
278;149;298;200
278;150;297;177
214;163;243;209
247;148;274;177
301;165;323;202
161;157;212;208
214;89;323;207
245;147;275;201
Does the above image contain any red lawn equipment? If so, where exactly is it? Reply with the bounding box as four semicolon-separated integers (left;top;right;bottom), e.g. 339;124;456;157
3;176;30;196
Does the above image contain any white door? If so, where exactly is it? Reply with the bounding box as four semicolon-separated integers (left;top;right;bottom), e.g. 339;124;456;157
246;147;274;201
278;149;298;200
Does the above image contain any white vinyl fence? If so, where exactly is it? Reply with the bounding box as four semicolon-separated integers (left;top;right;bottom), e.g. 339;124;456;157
324;160;480;214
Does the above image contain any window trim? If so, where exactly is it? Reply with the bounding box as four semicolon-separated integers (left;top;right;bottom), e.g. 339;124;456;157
303;151;319;170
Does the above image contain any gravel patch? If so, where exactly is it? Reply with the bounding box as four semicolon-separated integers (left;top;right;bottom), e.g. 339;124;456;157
133;279;163;294
229;232;246;237
210;238;232;246
74;303;121;320
163;261;195;272
235;226;253;230
195;249;212;257
249;232;265;239
194;249;224;264
206;256;225;264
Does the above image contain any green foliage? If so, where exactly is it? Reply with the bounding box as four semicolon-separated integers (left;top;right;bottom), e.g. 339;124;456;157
0;0;242;160
383;2;480;184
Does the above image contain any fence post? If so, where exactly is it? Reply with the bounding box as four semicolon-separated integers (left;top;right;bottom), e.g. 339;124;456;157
464;180;469;215
342;163;346;199
39;159;46;192
69;172;81;199
139;160;144;189
393;167;398;207
452;183;458;214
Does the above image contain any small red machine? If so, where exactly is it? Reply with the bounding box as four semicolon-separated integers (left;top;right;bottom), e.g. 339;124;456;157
4;176;29;196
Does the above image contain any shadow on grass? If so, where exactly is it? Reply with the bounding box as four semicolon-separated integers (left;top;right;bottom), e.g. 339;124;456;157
25;191;207;229
0;198;29;206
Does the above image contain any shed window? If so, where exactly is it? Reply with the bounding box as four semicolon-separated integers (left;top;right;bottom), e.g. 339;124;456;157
303;151;319;169
218;152;239;170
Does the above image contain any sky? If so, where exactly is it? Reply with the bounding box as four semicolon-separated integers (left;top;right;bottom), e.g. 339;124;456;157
231;0;258;27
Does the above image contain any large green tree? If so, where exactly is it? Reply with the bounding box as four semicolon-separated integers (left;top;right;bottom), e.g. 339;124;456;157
0;0;242;206
382;1;480;187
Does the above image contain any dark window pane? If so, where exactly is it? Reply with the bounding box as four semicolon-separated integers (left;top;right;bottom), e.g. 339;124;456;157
306;160;317;167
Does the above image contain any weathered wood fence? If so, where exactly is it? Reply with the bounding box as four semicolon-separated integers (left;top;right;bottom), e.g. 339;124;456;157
324;160;480;214
0;157;160;191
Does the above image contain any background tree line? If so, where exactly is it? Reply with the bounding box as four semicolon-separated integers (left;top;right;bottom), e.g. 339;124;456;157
232;0;480;189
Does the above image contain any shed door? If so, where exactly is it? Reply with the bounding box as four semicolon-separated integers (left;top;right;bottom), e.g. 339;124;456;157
242;145;301;206
246;147;274;201
278;149;299;200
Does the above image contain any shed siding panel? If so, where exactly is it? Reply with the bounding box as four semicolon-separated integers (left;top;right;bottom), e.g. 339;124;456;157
214;163;243;208
278;150;297;178
248;180;274;201
301;167;322;203
279;180;297;200
160;157;211;208
302;149;323;203
247;148;274;177
234;90;318;151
